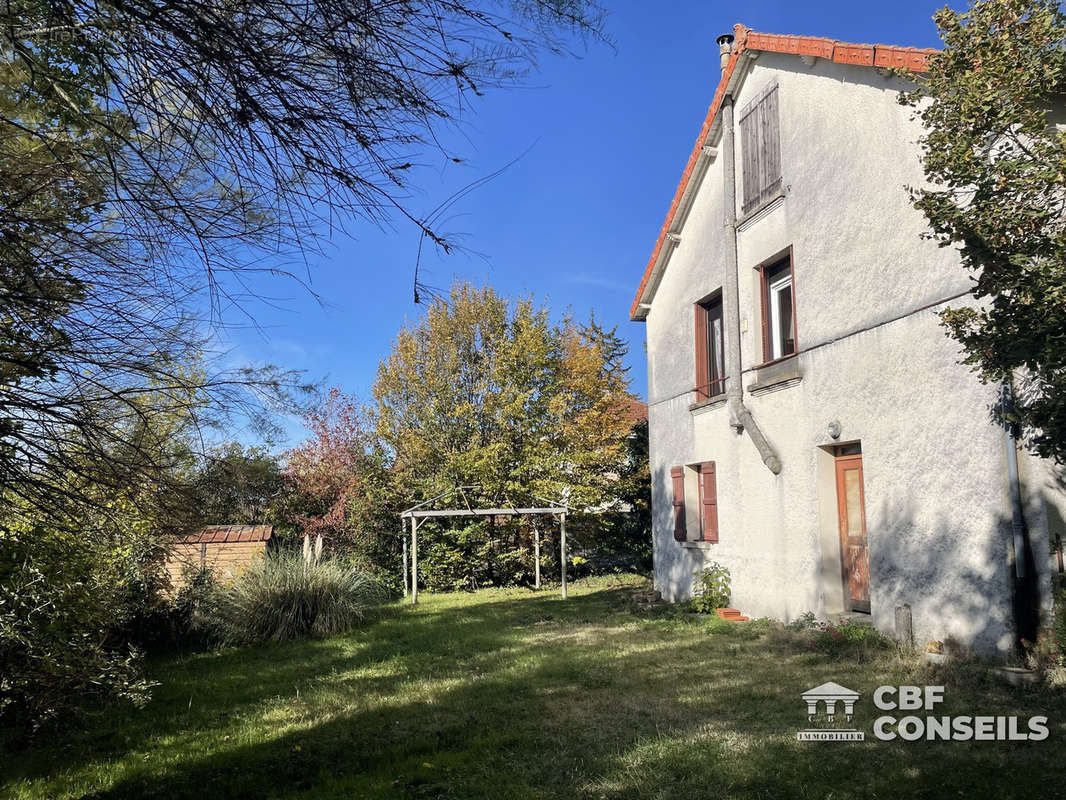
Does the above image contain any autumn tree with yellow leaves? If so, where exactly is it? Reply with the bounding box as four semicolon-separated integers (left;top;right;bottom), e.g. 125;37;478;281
372;282;647;589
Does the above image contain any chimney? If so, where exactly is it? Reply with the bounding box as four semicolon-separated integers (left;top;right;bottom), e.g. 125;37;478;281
716;33;735;73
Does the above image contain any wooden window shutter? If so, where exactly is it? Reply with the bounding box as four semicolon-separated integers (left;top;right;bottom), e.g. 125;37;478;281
699;462;719;543
739;85;781;213
764;86;781;199
671;466;686;541
740;107;757;212
694;304;708;401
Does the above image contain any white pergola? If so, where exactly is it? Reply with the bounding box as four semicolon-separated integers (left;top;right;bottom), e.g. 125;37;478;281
399;488;570;604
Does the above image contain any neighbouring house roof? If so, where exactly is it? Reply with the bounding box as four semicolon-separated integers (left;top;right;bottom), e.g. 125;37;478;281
622;396;649;427
180;524;274;544
629;24;937;321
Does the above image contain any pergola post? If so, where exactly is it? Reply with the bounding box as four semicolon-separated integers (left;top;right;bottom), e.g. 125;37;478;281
410;518;419;605
402;518;409;598
560;512;568;599
534;526;541;590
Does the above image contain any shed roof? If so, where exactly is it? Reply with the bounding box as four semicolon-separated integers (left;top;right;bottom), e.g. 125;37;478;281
181;524;274;544
629;24;937;321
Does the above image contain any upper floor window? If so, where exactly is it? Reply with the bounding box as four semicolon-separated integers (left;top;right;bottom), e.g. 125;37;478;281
694;294;726;400
760;254;797;362
739;84;781;215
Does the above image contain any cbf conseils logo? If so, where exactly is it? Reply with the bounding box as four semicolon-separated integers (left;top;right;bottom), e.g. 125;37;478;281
796;682;864;741
796;682;1050;743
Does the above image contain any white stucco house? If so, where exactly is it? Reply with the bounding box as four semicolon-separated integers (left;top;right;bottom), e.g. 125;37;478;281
630;25;1066;655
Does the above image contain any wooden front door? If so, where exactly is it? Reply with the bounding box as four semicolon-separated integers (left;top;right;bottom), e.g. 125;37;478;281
835;453;870;613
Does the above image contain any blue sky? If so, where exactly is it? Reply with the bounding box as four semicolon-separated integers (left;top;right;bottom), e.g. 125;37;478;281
217;0;949;446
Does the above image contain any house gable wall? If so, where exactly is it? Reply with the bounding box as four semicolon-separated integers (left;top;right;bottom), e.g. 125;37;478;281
642;52;1055;655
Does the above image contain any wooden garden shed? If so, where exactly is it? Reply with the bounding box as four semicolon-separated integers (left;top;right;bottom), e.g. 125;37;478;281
166;524;274;589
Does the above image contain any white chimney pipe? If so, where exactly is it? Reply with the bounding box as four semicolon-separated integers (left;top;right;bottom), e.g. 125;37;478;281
716;33;735;73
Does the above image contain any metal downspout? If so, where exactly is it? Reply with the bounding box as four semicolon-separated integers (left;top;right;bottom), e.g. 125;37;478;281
721;91;782;475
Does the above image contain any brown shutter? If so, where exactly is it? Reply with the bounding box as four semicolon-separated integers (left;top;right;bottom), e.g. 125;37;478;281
694;304;708;401
759;267;771;362
699;462;719;543
671;466;686;541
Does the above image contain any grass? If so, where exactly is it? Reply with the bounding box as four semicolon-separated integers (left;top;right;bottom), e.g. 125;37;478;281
3;575;1066;799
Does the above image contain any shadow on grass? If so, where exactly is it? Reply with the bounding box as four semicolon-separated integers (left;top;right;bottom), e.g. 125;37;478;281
8;582;1066;800
5;585;641;775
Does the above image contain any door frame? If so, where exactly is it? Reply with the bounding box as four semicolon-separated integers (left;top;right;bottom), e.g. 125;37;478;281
834;451;870;614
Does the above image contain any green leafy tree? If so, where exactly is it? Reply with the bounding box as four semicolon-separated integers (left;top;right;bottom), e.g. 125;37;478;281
0;0;604;517
193;444;284;525
0;0;606;724
573;416;652;574
375;283;635;504
0;374;207;728
372;282;646;587
280;388;398;581
901;0;1066;460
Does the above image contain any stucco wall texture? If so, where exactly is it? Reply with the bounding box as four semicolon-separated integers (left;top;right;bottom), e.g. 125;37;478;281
642;53;1060;655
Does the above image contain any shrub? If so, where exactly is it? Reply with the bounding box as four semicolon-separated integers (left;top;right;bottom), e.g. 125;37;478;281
1052;574;1066;658
212;551;388;644
174;566;228;646
812;619;894;660
1016;574;1066;684
0;531;155;730
419;521;498;592
110;535;177;649
785;611;819;632
691;563;731;613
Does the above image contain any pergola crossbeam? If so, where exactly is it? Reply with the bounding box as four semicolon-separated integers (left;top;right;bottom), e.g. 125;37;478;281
402;507;566;519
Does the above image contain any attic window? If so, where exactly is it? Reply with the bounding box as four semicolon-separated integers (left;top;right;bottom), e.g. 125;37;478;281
739;84;782;214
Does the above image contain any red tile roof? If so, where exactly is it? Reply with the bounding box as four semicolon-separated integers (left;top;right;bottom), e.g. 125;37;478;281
622;396;649;427
180;525;274;544
630;25;937;320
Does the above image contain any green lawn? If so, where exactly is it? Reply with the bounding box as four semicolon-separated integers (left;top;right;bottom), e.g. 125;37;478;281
4;576;1066;799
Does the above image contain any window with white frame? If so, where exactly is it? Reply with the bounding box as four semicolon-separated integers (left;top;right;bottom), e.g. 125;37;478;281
759;254;796;362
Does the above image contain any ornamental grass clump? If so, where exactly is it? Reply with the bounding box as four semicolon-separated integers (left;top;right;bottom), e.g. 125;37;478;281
216;550;388;645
